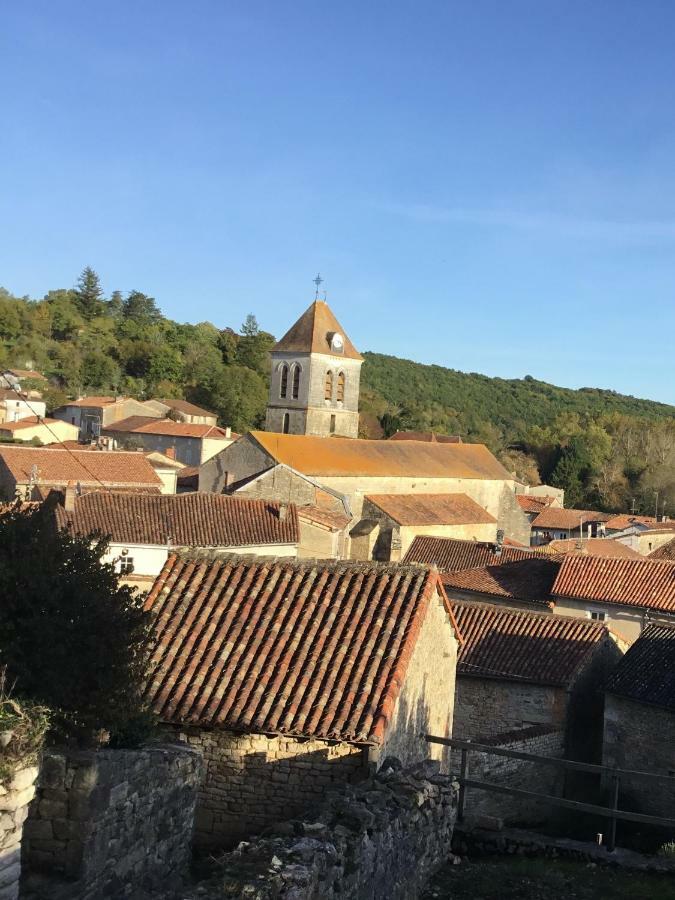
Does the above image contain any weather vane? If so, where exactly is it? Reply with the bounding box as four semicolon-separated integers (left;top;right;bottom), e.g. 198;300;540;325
313;273;323;299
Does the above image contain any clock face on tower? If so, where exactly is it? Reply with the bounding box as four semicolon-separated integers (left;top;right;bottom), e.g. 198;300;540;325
331;332;344;352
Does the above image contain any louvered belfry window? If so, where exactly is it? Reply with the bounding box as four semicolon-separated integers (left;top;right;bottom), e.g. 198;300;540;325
337;371;345;402
325;370;333;400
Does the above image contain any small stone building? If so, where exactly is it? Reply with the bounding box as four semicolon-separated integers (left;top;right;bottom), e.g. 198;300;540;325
603;622;675;820
144;554;461;848
452;599;622;760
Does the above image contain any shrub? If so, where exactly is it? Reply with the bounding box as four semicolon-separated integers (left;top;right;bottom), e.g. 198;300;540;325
0;672;49;781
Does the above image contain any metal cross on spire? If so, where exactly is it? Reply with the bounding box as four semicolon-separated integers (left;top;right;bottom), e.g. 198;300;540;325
313;273;323;299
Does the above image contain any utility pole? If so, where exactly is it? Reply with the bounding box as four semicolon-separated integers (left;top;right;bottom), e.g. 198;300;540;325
654;491;659;522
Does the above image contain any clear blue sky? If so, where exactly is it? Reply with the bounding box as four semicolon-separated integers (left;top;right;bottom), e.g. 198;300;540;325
2;1;675;404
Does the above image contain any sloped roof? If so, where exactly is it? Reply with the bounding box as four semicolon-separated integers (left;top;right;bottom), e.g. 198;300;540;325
516;495;554;514
531;507;613;530
250;432;514;480
59;396;125;408
540;538;642;560
3;369;46;381
454;599;608;686
366;493;496;526
144;556;452;742
105;417;232;439
442;558;560;608
389;431;461;443
403;535;538;571
605;623;675;711
272;300;363;361
552;555;675;613
604;514;659;531
53;491;298;547
0;417;64;432
297;505;351;531
0;445;161;488
156;399;217;418
650;537;675;562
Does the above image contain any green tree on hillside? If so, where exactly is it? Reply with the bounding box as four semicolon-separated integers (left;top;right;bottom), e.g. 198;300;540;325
74;267;105;320
122;290;162;324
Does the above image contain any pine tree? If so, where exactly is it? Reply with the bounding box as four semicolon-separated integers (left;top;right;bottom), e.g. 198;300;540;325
74;266;104;321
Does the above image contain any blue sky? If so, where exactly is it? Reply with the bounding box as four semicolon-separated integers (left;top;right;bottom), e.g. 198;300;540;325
2;1;675;404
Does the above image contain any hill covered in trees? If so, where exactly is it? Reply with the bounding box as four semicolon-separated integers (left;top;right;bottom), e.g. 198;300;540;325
1;268;674;515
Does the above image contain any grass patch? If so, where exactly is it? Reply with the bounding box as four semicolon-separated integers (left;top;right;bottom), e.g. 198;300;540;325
424;857;675;900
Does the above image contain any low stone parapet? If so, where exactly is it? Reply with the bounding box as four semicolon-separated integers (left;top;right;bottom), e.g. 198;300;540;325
0;765;39;900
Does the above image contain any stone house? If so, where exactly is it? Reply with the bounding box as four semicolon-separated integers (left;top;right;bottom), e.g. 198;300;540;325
452;599;622;760
0;388;46;424
0;416;78;445
403;534;540;571
0;368;47;391
144;554;461;847
141;398;218;425
442;557;561;612
200;431;532;547
530;506;612;546
650;536;675;562
602;622;675;820
51;396;153;442
0;445;162;501
356;493;497;562
609;522;675;557
49;490;299;588
551;555;675;643
102;417;235;466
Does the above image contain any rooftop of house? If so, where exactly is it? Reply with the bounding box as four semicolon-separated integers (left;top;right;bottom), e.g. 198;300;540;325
249;431;514;480
143;450;186;470
454;599;608;686
365;492;496;527
650;537;675;562
605;622;675;711
104;417;233;439
442;557;560;609
552;555;675;614
0;389;42;403
388;431;462;443
296;505;352;531
154;398;217;418
58;396;130;408
538;538;642;560
403;535;539;572
531;507;613;530
271;299;363;361
52;491;299;548
515;494;555;514
2;369;47;381
0;445;161;488
604;513;659;531
0;416;61;432
144;555;455;743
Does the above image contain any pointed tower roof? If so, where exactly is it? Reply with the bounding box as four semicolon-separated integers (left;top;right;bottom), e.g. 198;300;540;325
271;300;363;361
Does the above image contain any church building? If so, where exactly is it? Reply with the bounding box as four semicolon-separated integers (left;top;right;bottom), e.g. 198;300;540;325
264;294;363;438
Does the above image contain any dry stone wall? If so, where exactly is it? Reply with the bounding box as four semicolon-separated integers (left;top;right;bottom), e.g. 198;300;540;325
186;758;459;900
0;765;39;900
22;744;202;899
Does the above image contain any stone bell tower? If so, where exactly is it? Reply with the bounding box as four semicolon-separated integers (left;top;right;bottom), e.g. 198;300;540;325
265;285;363;438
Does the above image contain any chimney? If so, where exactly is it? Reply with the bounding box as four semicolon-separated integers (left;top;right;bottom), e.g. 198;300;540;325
165;447;176;460
278;502;288;522
225;426;232;439
64;480;77;512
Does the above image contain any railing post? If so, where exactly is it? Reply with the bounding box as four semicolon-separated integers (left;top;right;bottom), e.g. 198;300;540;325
458;742;470;822
607;774;620;853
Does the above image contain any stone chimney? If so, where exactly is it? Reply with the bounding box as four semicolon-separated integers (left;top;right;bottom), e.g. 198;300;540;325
64;481;77;512
278;502;288;522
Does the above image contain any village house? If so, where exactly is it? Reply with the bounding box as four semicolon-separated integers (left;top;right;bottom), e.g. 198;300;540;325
0;445;162;500
144;555;461;847
200;431;532;548
0;389;46;424
606;519;675;556
141;398;218;425
0;416;79;445
538;538;642;559
403;534;539;571
529;506;612;545
355;493;497;562
452;599;620;760
602;622;675;820
0;369;47;391
51;396;154;442
442;557;560;612
650;536;675;561
143;450;185;494
551;555;675;643
102;417;235;466
515;493;557;524
50;491;299;587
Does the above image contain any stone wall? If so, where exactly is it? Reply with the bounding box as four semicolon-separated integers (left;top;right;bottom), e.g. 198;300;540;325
22;744;202;899
169;728;370;849
603;694;675;820
186;759;458;900
0;765;39;900
462;725;564;826
454;677;565;742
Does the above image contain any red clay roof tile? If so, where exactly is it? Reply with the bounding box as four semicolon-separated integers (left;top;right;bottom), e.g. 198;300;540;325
0;445;161;489
365;493;495;526
442;558;560;608
552;555;675;613
403;536;539;571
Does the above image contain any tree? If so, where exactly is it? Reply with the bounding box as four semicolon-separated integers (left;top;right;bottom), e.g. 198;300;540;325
240;313;260;336
122;290;161;324
74;267;104;321
108;290;124;318
80;351;121;391
0;500;152;744
190;365;267;432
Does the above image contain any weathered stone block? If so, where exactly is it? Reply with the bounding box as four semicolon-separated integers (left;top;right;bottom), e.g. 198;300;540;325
8;767;38;794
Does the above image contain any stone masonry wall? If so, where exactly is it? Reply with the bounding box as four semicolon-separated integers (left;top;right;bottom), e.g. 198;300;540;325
186;759;458;900
0;765;39;900
22;744;202;899
462;725;564;826
454;677;565;742
168;728;370;849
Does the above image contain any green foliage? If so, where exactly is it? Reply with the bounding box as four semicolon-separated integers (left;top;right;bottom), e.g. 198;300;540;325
0;678;50;780
74;267;105;321
0;501;153;746
122;289;161;324
190;365;268;433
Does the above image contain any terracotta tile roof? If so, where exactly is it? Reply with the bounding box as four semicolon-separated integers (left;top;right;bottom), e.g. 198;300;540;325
0;445;161;489
454;599;607;686
143;450;185;470
144;557;453;741
531;507;613;530
604;514;658;531
272;300;363;361
53;492;299;547
0;416;61;432
516;495;554;514
106;417;232;439
605;623;675;711
365;493;496;526
156;399;217;418
650;537;675;561
552;555;675;613
60;396;125;407
540;538;642;560
297;505;351;531
3;369;46;381
0;389;35;402
388;431;461;443
442;558;560;608
403;536;538;571
250;432;514;480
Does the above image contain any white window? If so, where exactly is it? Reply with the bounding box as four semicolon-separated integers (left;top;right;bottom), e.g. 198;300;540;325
118;557;134;575
588;610;607;622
